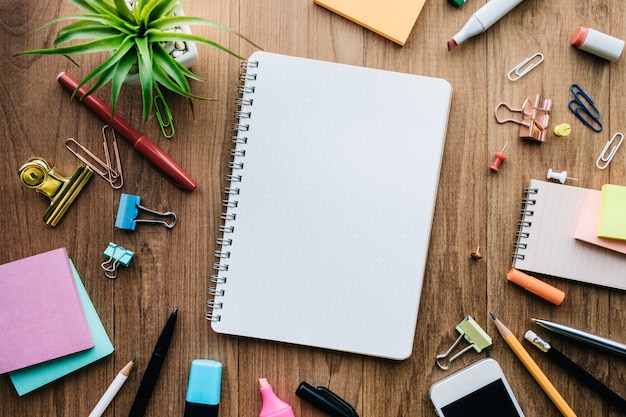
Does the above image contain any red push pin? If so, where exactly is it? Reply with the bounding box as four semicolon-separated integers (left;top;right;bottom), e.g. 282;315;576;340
489;142;509;172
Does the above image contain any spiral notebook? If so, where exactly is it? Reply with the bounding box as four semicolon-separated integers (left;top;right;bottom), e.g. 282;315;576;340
512;179;626;290
208;51;452;360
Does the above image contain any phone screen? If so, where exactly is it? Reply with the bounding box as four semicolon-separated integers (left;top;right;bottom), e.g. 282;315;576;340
440;378;523;417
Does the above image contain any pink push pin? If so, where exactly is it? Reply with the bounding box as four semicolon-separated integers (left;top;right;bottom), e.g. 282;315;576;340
490;143;509;172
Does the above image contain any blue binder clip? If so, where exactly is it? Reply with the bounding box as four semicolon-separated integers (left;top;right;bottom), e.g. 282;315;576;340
101;242;134;279
115;193;177;230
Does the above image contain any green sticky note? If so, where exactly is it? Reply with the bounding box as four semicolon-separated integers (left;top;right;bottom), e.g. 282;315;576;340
598;184;626;241
8;260;114;395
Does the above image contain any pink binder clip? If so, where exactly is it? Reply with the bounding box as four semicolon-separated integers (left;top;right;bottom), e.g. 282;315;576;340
495;94;553;142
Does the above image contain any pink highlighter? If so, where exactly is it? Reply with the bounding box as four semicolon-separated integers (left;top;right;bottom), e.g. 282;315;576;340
259;378;296;417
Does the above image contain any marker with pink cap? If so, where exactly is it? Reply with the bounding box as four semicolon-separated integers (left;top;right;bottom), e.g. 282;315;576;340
259;378;295;417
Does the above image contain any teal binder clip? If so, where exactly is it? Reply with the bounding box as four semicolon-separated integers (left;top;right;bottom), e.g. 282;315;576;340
101;242;134;279
115;193;177;230
436;316;492;370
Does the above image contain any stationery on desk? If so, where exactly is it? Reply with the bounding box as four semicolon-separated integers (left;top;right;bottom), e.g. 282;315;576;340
512;179;626;290
313;0;426;46
0;248;94;374
128;307;178;417
525;330;626;412
207;51;452;360
574;189;626;255
491;314;577;417
9;260;114;395
56;72;197;191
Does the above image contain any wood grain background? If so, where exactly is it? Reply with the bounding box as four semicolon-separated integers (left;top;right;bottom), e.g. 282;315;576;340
1;0;625;416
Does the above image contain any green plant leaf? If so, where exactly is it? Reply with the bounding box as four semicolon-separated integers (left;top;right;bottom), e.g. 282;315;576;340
54;21;121;46
148;31;242;59
69;0;131;23
149;0;181;21
72;35;136;97
112;0;136;23
41;13;138;33
18;33;127;56
110;50;138;115
136;36;155;121
153;42;199;89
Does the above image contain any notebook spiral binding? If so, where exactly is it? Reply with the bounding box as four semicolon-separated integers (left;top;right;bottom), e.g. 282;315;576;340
511;186;539;261
205;60;259;322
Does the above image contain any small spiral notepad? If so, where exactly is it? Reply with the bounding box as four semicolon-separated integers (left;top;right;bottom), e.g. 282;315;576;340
207;52;452;360
513;179;626;290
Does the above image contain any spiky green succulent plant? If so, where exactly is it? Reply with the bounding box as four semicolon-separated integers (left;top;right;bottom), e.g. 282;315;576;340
19;0;243;133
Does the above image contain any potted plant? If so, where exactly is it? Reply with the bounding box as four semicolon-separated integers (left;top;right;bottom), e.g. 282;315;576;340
19;0;249;136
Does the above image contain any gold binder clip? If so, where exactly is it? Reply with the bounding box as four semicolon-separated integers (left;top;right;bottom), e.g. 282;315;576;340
495;94;553;142
436;316;492;370
18;157;93;226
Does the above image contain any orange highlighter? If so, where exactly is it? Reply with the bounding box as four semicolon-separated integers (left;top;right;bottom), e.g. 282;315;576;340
507;268;565;305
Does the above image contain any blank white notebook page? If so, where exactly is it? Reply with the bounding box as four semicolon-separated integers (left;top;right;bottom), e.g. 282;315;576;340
513;179;626;290
210;51;452;360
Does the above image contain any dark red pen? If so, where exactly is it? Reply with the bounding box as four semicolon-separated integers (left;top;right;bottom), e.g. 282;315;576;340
56;72;197;191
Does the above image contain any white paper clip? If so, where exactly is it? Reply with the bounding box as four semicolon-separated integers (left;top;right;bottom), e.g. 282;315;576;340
596;132;624;169
507;52;544;81
436;316;492;370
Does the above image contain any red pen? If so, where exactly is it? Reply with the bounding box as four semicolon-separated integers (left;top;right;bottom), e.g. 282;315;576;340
56;72;197;191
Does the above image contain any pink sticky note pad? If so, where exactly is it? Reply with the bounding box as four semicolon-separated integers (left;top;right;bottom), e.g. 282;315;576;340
575;190;626;255
0;248;94;374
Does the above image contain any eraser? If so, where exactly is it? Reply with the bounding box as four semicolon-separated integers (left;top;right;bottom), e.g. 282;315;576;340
184;359;222;417
507;268;565;305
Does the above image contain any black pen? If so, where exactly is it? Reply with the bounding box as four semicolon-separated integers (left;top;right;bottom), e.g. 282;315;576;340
128;307;179;417
525;330;626;413
296;382;359;417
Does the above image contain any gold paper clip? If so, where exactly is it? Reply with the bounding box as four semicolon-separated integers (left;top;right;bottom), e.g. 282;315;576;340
507;52;544;81
18;157;93;226
436;316;492;370
596;132;624;169
65;125;123;189
495;94;552;142
154;95;175;139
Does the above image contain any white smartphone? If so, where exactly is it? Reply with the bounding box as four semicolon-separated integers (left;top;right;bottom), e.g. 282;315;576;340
429;358;525;417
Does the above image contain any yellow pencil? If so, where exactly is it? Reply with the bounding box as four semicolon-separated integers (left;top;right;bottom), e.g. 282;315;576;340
491;313;577;417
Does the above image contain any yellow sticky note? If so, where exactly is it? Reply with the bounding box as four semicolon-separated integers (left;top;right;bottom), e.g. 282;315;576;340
313;0;427;46
598;184;626;241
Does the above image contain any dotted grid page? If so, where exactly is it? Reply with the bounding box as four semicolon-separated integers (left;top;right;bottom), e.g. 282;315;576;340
513;179;626;290
212;51;452;360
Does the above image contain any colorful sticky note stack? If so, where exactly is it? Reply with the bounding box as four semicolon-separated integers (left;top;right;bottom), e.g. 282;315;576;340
598;184;626;241
0;248;113;395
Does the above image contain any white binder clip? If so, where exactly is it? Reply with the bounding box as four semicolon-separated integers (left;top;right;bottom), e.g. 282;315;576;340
436;316;492;370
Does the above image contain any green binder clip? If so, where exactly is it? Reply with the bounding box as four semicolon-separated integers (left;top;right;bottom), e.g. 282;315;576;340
18;157;93;226
436;316;492;370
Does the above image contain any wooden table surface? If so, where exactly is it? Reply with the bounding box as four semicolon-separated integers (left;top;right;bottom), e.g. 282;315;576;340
2;0;626;416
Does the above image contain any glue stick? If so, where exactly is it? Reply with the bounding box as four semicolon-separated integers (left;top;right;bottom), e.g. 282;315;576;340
571;26;625;61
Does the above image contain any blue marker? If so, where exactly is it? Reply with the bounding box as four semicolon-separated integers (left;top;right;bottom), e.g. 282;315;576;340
184;360;222;417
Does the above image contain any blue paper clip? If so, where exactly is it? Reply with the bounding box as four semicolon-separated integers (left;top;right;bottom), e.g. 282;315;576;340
115;193;177;230
102;242;134;279
568;84;603;132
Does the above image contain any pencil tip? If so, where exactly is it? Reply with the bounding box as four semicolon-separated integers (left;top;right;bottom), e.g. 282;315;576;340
131;356;136;362
489;312;496;320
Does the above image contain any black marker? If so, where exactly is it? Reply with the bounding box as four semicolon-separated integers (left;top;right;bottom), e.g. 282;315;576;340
296;382;358;417
128;307;178;417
